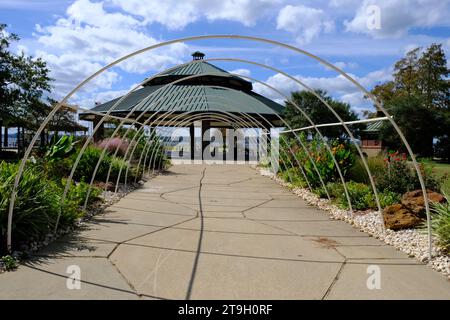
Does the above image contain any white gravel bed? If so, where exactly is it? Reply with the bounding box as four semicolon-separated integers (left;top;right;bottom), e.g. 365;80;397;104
257;166;450;280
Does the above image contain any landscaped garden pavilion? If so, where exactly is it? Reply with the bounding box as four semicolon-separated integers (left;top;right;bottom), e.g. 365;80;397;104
79;52;284;160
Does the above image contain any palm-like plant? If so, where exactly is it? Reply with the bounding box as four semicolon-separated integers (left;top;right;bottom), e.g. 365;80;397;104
430;193;450;251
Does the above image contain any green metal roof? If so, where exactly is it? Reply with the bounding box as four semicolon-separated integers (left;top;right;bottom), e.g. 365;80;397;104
161;61;229;76
84;84;283;116
81;60;284;121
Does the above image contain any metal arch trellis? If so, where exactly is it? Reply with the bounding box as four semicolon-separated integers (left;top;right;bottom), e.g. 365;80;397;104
6;35;433;260
79;88;313;211
98;83;329;205
76;65;355;215
120;103;308;192
77;68;334;213
97;92;311;198
87;65;386;223
76;78;316;206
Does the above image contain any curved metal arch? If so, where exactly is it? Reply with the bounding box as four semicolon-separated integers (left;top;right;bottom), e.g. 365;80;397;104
112;101;305;193
135;111;302;189
7;35;431;259
134;109;302;187
108;69;358;210
80;85;313;211
134;98;313;191
109;85;323;197
76;66;328;207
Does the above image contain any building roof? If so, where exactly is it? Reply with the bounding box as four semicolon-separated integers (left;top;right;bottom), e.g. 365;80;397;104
80;58;284;125
160;60;228;76
81;84;283;117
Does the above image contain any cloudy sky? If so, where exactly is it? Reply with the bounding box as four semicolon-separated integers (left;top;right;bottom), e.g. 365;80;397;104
1;0;449;114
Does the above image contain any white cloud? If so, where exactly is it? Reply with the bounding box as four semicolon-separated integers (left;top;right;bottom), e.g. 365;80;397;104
253;67;392;111
230;68;251;78
67;0;140;28
32;0;190;98
345;0;450;38
322;61;359;71
36;51;121;98
276;4;334;44
108;0;284;30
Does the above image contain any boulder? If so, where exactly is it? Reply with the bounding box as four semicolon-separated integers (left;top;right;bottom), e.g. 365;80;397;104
401;190;445;217
382;203;423;230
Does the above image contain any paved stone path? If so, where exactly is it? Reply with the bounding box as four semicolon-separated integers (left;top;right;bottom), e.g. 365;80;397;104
1;165;450;299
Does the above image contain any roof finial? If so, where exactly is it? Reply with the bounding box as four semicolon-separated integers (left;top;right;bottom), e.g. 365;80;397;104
191;51;205;60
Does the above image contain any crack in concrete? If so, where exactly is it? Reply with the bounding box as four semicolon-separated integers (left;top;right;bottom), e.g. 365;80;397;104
321;260;347;300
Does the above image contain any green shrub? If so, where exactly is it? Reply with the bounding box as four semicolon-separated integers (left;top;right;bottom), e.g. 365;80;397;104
65;180;102;207
326;182;344;199
0;161;80;252
313;186;328;199
293;135;355;188
323;181;400;210
1;255;17;271
279;167;305;187
378;191;401;208
279;134;356;189
429;193;450;251
338;181;375;210
46;157;73;180
350;152;442;196
348;156;385;185
375;153;412;194
72;145;109;182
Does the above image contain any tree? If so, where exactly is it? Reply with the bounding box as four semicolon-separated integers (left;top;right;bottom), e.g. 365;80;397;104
283;89;363;140
417;43;449;110
379;95;437;156
370;43;449;159
0;23;20;150
393;47;421;96
0;23;52;152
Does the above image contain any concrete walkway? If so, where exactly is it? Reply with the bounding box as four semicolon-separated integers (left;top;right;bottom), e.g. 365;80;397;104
1;164;450;299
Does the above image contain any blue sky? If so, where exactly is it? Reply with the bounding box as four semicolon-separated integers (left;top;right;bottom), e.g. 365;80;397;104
1;0;449;115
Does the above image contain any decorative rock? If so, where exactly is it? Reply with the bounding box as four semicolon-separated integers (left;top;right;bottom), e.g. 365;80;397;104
382;203;424;230
401;190;445;216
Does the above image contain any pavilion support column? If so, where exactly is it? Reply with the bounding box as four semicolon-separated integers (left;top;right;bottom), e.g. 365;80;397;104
4;126;8;148
201;120;210;161
190;124;195;161
93;116;104;142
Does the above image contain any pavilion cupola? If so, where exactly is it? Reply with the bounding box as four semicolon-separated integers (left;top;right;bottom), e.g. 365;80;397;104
191;51;205;60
